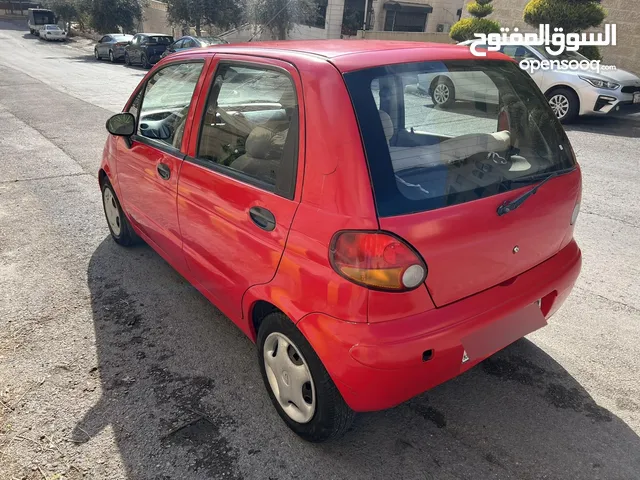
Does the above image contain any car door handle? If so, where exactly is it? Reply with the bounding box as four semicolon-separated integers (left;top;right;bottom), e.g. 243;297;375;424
249;206;276;231
157;163;171;180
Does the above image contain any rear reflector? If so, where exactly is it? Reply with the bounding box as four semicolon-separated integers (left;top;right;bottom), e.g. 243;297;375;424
329;231;427;291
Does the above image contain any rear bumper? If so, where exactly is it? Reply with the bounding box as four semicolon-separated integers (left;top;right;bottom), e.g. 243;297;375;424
297;240;582;412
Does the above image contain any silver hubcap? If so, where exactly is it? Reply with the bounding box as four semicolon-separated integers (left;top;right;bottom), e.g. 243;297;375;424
549;94;570;118
433;84;450;104
263;332;315;424
95;50;99;59
103;188;121;236
110;52;113;61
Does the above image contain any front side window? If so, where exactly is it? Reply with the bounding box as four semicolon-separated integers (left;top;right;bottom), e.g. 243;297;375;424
136;62;204;150
150;36;173;44
197;63;298;197
344;60;576;217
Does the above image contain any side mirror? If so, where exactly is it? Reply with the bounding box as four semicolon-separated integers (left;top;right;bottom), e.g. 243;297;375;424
106;113;135;136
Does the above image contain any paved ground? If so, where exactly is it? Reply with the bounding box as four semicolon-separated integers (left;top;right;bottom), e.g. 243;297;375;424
1;18;639;480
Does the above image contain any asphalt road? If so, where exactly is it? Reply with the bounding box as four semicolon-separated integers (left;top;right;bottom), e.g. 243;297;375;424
1;18;640;480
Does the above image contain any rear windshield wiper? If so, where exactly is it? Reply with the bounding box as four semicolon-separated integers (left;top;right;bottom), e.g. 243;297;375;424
497;172;559;216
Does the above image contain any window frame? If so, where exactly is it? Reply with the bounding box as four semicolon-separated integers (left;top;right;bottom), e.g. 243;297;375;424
127;59;207;157
188;59;301;200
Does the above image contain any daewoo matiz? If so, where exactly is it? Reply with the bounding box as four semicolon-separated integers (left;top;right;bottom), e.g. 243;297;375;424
99;40;582;442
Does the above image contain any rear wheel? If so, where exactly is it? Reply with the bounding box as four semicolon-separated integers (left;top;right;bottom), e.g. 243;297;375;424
101;180;140;247
430;76;456;108
257;312;355;442
547;87;579;124
141;53;150;69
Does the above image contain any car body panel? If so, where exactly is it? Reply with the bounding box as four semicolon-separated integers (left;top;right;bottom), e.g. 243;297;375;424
96;34;133;60
125;33;174;66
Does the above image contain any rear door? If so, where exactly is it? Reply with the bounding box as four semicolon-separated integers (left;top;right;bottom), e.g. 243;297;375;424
345;58;580;307
178;55;304;320
116;59;208;271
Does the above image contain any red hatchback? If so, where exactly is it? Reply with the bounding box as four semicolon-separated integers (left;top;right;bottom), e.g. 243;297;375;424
99;40;582;442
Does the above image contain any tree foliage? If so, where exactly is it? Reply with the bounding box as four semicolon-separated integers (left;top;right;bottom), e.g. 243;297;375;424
79;0;144;34
166;0;244;36
247;0;316;40
450;0;500;43
524;0;606;60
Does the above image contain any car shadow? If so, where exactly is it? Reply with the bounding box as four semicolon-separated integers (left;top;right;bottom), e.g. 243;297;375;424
74;237;640;479
564;115;640;138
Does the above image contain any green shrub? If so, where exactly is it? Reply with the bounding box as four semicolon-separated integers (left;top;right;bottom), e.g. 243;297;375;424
467;1;494;18
578;45;602;61
524;0;606;33
450;17;501;42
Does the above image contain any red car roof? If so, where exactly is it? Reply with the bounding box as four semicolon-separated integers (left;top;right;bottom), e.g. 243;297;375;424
171;39;514;72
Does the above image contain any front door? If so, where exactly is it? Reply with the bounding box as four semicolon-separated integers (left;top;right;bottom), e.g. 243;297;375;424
178;56;304;320
116;60;208;271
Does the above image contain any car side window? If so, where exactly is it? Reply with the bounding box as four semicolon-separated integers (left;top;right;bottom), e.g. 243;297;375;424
184;39;195;48
196;63;299;197
131;35;139;45
100;35;109;43
173;39;184;49
501;45;537;61
136;62;205;150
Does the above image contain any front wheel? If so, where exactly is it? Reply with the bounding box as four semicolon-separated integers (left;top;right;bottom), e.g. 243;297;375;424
109;50;115;62
94;48;100;60
547;88;579;124
257;312;355;442
101;180;140;246
431;77;456;108
141;53;150;69
124;52;131;66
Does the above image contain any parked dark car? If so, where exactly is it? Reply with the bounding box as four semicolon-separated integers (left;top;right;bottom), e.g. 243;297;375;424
124;33;174;68
160;35;228;59
94;34;133;62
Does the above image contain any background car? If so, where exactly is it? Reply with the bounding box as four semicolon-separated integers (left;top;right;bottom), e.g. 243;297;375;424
124;33;174;68
94;34;133;63
458;40;640;123
160;35;228;59
40;24;66;41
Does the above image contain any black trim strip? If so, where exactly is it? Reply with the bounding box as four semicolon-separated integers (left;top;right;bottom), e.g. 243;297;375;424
184;155;276;193
131;135;186;159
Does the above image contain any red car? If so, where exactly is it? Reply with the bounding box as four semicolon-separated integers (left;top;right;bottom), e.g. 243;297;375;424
99;40;582;442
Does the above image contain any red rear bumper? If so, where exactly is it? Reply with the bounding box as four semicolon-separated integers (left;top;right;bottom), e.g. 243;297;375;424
296;240;582;412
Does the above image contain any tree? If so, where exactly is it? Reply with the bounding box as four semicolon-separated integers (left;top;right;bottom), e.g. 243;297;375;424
166;0;243;37
450;0;500;42
247;0;316;40
523;0;606;59
79;0;145;34
42;0;79;33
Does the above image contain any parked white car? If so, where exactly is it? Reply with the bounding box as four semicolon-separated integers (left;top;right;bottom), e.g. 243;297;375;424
40;24;67;42
418;40;640;123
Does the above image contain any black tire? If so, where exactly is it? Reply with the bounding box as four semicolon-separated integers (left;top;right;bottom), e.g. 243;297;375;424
109;50;115;63
257;312;355;442
430;76;456;108
141;53;150;69
101;179;140;247
124;52;131;66
94;48;100;60
546;87;579;124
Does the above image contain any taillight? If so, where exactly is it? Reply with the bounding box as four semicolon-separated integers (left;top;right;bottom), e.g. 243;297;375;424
329;231;427;291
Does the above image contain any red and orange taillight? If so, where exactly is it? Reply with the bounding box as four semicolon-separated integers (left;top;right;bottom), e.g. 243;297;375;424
329;231;427;291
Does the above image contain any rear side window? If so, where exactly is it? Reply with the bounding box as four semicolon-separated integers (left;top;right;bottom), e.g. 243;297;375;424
150;36;173;44
196;63;299;198
136;62;204;150
344;60;577;217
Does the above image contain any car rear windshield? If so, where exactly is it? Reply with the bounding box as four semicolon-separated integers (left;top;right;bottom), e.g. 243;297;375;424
149;36;173;44
343;60;577;217
46;25;60;30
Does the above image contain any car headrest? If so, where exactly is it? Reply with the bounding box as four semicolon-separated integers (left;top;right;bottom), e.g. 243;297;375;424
379;110;394;143
245;126;286;159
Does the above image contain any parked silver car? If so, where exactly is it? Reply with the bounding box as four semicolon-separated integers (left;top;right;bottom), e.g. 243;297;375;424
420;40;640;123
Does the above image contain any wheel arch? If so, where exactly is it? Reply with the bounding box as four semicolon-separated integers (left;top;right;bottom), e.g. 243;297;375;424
544;84;581;111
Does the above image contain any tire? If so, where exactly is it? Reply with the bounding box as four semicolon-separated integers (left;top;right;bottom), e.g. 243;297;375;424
124;52;131;66
430;76;456;108
257;312;355;442
101;180;140;247
546;87;579;124
94;48;100;60
141;53;150;69
109;50;115;63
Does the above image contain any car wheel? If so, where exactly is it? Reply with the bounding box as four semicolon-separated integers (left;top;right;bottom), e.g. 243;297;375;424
101;180;140;247
124;52;131;66
257;312;355;442
109;50;115;62
547;88;579;124
430;76;456;108
94;48;100;60
141;53;150;69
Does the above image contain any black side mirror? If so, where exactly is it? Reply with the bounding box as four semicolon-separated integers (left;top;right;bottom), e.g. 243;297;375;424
106;113;135;136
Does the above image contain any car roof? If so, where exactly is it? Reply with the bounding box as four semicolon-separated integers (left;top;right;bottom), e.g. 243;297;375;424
167;39;513;72
142;33;173;37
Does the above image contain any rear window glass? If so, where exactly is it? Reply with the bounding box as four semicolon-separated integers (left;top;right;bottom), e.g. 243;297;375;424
344;60;577;217
149;36;173;44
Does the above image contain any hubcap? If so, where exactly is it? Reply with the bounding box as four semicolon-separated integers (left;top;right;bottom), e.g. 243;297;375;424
433;84;450;104
110;52;114;61
263;332;315;424
103;188;121;236
549;94;570;119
